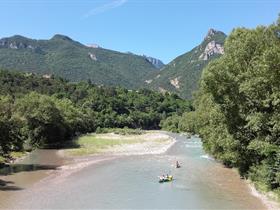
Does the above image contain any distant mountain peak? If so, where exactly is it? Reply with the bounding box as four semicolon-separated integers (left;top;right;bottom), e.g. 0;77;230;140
51;34;73;42
207;28;217;36
204;28;225;40
0;35;36;50
0;35;32;43
149;28;227;98
10;35;29;40
143;55;165;69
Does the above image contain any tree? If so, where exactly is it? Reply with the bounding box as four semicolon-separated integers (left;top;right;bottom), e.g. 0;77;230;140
0;96;22;155
13;92;67;148
193;18;280;190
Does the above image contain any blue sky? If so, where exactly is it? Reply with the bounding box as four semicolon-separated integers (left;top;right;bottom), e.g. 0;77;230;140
0;0;279;63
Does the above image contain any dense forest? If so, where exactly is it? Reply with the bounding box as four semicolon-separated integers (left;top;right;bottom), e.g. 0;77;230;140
161;18;280;196
0;70;191;162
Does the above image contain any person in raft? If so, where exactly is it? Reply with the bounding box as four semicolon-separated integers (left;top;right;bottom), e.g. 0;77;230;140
176;160;181;168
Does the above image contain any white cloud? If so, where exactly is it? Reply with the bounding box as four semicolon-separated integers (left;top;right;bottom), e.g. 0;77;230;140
82;0;127;19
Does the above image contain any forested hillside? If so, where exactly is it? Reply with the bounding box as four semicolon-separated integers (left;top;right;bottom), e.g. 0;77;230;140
0;35;158;89
161;18;280;196
0;70;191;163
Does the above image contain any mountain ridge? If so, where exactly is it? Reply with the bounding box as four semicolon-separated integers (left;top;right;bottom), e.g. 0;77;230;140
0;30;226;98
0;34;159;89
148;29;227;98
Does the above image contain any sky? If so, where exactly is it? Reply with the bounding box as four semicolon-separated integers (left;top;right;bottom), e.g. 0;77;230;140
0;0;279;63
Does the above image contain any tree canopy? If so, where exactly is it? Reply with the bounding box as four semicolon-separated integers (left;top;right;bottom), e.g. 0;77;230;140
0;70;191;161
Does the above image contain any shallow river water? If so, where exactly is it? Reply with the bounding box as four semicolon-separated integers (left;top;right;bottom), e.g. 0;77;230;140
0;133;266;209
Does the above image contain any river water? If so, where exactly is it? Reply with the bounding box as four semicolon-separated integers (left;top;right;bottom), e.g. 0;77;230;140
0;133;266;209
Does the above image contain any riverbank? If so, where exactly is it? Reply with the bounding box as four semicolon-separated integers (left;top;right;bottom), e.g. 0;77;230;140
247;180;280;210
63;130;176;157
198;152;280;210
199;151;280;210
0;151;28;166
55;131;176;177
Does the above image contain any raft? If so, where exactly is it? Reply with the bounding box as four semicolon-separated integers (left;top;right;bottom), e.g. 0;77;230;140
159;175;173;183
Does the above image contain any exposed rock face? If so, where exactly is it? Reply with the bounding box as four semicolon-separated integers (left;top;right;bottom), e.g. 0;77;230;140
145;79;153;84
199;28;225;60
143;55;165;69
42;74;52;79
0;36;39;52
0;40;29;49
122;53;164;69
88;52;97;61
199;40;224;60
158;87;167;93
170;77;180;89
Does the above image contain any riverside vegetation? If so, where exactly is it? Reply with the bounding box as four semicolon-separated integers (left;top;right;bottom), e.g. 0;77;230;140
161;18;280;198
0;71;191;163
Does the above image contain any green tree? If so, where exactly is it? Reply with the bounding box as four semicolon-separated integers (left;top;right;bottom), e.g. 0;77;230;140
193;17;280;191
13;92;67;148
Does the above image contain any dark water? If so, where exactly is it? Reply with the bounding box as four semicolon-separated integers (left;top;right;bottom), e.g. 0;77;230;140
0;149;64;175
1;134;266;209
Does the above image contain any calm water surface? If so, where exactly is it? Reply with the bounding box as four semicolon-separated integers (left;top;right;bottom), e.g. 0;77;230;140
0;133;266;209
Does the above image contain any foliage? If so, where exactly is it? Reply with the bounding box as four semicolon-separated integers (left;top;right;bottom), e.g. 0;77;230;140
191;18;280;193
95;127;145;135
0;95;22;156
13;93;68;148
159;114;181;133
0;70;190;161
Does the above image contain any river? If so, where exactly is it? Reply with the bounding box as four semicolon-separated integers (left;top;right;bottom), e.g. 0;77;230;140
0;133;267;209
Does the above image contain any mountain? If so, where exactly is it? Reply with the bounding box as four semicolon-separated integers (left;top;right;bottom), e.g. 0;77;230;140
0;30;226;97
0;34;158;89
143;55;165;69
148;29;227;98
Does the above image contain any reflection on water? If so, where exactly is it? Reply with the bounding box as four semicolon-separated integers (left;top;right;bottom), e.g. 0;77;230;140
0;180;23;191
0;149;65;207
0;164;58;176
0;163;58;191
0;134;267;209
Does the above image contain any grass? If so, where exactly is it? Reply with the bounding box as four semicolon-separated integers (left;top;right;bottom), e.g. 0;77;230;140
254;181;280;202
10;151;26;159
0;151;26;166
247;178;280;205
64;133;145;156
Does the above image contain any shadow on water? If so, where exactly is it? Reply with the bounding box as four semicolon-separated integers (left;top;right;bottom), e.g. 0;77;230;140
0;180;23;191
0;164;59;191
